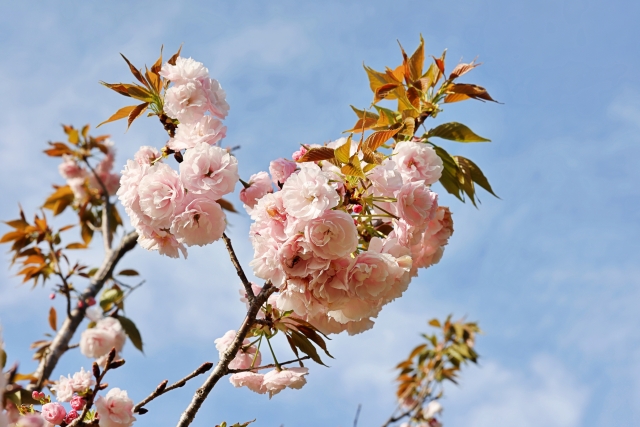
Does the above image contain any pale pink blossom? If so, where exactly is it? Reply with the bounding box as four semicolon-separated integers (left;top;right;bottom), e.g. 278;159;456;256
168;115;226;151
214;331;262;370
423;400;443;419
58;156;86;179
70;396;86;411
137;226;187;259
367;158;403;197
278;234;329;279
159;57;209;84
179;142;238;200
411;207;453;270
170;197;226;246
269;158;297;185
291;146;307;161
393;141;443;185
262;368;308;398
50;376;74;402
117;160;148;214
249;234;285;287
396;181;438;227
94;388;136;427
41;403;66;425
249;191;289;243
201;77;230;119
240;171;273;210
68;367;94;394
164;81;209;124
15;414;45;427
68;177;88;201
79;317;126;360
138;163;184;229
229;372;266;394
281;163;340;221
304;210;358;260
133;146;160;166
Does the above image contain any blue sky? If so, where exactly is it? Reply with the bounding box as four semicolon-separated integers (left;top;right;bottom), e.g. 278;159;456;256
1;1;639;426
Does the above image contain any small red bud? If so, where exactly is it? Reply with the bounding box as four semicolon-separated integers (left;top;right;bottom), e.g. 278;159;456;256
86;297;96;306
64;410;79;424
352;205;363;214
77;301;85;308
49;293;56;300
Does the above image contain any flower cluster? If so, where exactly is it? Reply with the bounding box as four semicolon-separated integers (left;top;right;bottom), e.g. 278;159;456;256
58;139;120;202
247;138;453;336
216;330;309;398
117;57;237;258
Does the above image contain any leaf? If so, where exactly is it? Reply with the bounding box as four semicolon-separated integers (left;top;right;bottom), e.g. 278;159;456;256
334;136;352;164
373;105;398;126
454;156;498;198
296;147;335;163
151;46;163;75
296;325;333;359
364;127;401;151
97;105;138;128
43;185;75;215
127;102;150;130
408;35;425;81
81;222;93;245
431;49;447;78
433;146;463;201
48;307;57;331
0;230;25;243
429;318;442;328
217;198;238;213
117;269;139;276
67;128;79;144
4;218;29;230
446;83;499;103
126;86;154;103
374;83;400;103
0;349;6;369
363;65;398;99
344;117;378;134
167;45;182;66
443;93;471;104
350;105;380;121
43;142;73;157
427;122;490;143
100;82;135;97
341;154;365;179
289;330;326;366
449;60;481;80
100;286;124;311
65;243;87;250
116;315;144;353
120;53;150;89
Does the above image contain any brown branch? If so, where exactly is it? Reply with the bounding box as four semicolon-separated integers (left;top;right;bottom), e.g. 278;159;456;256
221;232;255;303
134;362;214;414
30;231;138;390
175;283;276;427
227;356;311;374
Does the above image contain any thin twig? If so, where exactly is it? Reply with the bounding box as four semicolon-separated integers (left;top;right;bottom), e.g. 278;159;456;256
83;158;112;252
176;283;276;427
134;362;214;414
354;404;362;427
227;356;311;374
221;232;255;303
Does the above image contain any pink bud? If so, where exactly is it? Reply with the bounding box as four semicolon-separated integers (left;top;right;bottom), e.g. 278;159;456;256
41;402;67;425
49;293;56;300
31;391;42;400
77;301;84;308
352;204;363;214
64;410;78;424
70;395;86;411
86;297;96;307
292;147;307;161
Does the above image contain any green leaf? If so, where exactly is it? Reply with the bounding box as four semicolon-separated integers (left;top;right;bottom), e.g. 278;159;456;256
0;348;6;369
117;315;144;353
427;122;490;143
289;330;326;366
433;146;463;201
100;286;124;311
117;269;139;276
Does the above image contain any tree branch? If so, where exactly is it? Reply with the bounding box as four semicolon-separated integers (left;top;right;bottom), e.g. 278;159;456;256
175;283;276;427
134;362;214;414
227;356;311;374
221;232;255;303
31;231;138;390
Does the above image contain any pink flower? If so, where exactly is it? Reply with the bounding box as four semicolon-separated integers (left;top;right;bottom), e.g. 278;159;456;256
58;156;86;180
79;317;125;360
117;160;148;214
94;388;136;427
15;414;45;427
164;80;209;124
159;57;209;84
170;197;226;246
367;158;403;197
304;210;358;260
423;400;443;419
262;368;308;398
137;227;187;259
240;172;273;209
138;163;184;229
411;207;453;270
201;77;230;119
168;115;227;151
392;141;443;185
396;181;438;227
68;367;94;394
179;142;238;200
278;234;329;279
50;376;74;402
133;146;160;166
68;177;88;201
269;158;297;186
64;410;78;425
229;372;266;394
281;163;340;221
41;402;66;425
70;396;87;411
291;146;307;161
214;330;262;370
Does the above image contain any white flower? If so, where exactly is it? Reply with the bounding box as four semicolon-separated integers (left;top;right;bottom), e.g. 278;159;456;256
168;115;226;151
159;57;209;84
94;388;136;427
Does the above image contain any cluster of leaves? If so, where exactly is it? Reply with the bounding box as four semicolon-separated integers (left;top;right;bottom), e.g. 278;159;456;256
394;316;480;424
99;46;182;135
43;124;123;245
250;303;333;368
215;421;254;427
297;36;498;206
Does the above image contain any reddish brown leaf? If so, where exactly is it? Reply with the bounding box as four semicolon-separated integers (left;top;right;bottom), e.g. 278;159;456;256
408;35;425;81
217;198;238;213
120;53;150;89
48;307;57;332
446;83;499;103
449;61;481;80
167;45;182;66
364;127;401;151
296;147;336;163
127;103;150;130
374;83;400;103
97;105;139;128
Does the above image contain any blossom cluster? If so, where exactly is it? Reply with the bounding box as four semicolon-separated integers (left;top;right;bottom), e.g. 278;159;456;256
246;138;454;336
117;57;237;258
58;140;120;202
215;330;308;398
